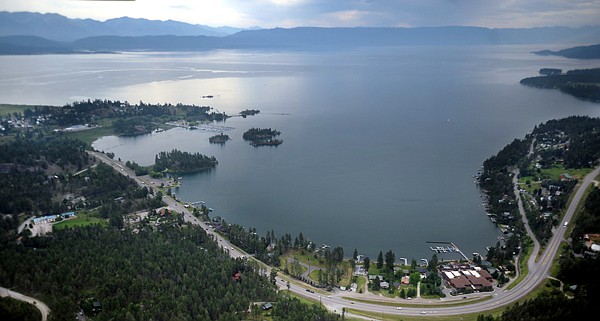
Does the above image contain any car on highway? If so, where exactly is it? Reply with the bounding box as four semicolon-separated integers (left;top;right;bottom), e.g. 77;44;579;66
396;307;402;310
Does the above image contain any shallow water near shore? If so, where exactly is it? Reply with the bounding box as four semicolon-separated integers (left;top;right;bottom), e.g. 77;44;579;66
3;45;599;260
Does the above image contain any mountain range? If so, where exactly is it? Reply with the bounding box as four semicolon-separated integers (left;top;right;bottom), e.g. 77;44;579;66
1;11;600;54
0;11;245;41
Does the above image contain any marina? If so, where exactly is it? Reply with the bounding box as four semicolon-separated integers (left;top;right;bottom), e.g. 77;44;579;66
427;241;470;261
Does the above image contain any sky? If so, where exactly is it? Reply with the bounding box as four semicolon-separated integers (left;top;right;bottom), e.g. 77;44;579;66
1;0;600;29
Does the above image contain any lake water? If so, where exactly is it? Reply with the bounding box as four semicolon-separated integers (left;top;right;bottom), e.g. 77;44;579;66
2;46;599;261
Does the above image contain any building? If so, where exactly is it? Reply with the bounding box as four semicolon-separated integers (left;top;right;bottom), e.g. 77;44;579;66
261;302;273;311
440;262;495;294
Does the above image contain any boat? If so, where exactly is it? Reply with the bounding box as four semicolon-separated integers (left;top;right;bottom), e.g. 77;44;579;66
202;95;214;98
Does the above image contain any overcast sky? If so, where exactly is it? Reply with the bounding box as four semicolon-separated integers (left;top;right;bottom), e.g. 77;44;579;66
2;0;600;29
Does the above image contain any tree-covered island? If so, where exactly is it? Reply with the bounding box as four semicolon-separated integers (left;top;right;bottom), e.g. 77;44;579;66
242;127;283;146
520;68;600;103
239;109;260;118
208;133;230;144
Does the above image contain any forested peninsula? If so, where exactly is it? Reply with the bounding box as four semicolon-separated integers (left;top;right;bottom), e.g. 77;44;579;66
520;68;600;103
533;43;600;59
475;115;600;320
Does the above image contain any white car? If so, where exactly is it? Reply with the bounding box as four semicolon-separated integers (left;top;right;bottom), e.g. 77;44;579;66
396;307;402;310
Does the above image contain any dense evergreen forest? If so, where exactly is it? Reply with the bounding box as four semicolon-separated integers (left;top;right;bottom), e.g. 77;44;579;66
0;225;277;321
520;68;600;103
0;296;42;321
153;149;218;173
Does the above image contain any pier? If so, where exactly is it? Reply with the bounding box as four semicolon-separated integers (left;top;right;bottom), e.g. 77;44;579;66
426;241;470;261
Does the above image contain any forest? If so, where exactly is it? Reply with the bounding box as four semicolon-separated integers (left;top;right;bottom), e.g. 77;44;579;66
242;128;283;146
0;224;278;321
153;149;218;174
479;116;600;281
520;68;600;103
0;133;342;321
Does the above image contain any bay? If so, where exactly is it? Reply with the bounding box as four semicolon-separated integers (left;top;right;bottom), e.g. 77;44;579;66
2;45;599;261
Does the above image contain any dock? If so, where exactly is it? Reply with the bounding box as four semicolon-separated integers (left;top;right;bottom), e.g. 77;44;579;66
427;241;470;261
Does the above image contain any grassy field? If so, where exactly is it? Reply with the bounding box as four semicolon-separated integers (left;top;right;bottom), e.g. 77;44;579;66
0;104;36;116
53;213;107;230
519;165;593;193
63;126;116;146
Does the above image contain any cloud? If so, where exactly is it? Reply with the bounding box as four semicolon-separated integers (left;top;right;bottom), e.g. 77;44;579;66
1;0;599;28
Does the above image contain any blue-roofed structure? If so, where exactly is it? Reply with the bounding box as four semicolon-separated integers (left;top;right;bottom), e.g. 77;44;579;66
32;212;76;224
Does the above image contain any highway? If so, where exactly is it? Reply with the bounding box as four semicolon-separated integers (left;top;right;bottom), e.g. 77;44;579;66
90;150;600;318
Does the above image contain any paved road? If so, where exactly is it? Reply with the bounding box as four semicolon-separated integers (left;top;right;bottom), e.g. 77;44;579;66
0;286;50;321
91;150;600;317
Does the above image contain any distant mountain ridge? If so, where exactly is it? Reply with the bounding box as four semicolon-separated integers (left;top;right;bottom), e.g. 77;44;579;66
1;11;600;54
0;11;245;41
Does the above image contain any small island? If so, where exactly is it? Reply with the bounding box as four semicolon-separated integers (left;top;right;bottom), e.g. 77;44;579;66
239;109;260;118
242;127;283;147
209;133;230;144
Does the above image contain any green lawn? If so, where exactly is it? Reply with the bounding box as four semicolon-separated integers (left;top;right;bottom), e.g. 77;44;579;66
53;214;107;230
519;165;593;193
0;104;36;116
63;126;116;146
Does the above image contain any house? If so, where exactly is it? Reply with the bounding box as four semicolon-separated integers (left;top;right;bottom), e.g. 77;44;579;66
61;211;76;219
560;173;573;181
261;302;273;310
401;276;410;285
380;281;390;289
232;272;242;282
368;274;383;281
158;208;169;216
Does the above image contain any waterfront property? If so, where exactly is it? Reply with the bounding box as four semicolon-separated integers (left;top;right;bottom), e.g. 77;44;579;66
440;262;494;294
